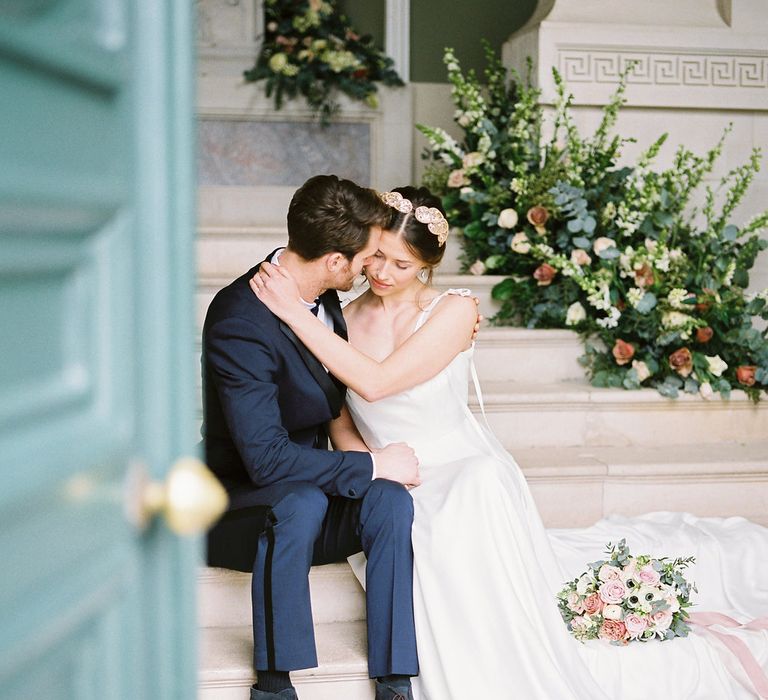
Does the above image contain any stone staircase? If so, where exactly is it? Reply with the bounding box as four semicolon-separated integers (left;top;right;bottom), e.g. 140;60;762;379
195;200;768;699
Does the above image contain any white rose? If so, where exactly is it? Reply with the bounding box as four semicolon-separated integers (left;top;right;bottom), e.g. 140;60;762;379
699;382;714;400
468;259;486;276
565;302;587;326
632;359;651;383
603;604;623;620
705;354;728;377
510;232;531;254
593;237;617;255
576;574;593;595
497;208;519;229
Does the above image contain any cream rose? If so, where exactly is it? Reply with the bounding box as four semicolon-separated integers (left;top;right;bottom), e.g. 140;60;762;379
705;354;728;377
509;232;530;254
498;208;519;229
576;574;593;596
602;604;623;621
632;359;651;383
468;259;486;276
598;564;622;582
565;302;587;326
593;237;617;255
699;382;714;400
462;151;484;169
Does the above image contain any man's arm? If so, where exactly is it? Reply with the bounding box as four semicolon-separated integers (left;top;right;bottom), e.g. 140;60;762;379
206;314;373;498
328;407;421;488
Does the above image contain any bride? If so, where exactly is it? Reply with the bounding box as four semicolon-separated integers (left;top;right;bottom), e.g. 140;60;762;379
251;186;768;699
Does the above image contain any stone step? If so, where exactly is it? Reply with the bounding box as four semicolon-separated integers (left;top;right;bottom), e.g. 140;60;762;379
472;380;768;449
197;224;466;277
192;313;586;384
198;443;767;636
199;621;371;700
199;563;365;630
196;273;504;329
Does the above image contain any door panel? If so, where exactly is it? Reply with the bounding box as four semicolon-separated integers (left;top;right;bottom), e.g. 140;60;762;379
0;1;197;698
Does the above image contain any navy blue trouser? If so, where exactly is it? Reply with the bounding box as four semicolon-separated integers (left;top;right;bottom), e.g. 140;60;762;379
208;479;418;678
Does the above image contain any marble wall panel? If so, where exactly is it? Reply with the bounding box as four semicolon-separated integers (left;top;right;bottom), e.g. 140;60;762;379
198;119;371;187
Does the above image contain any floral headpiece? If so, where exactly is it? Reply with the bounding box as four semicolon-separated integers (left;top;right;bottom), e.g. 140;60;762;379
379;191;450;246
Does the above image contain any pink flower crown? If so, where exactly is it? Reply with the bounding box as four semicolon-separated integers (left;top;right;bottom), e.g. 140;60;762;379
379;191;450;246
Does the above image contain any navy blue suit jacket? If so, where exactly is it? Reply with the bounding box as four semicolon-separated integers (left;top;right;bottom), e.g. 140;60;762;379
202;257;374;509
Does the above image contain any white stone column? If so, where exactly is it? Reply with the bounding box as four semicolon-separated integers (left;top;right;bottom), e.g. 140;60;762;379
503;0;768;292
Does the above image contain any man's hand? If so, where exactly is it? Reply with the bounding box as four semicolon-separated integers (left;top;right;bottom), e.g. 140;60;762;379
373;442;420;488
471;296;484;341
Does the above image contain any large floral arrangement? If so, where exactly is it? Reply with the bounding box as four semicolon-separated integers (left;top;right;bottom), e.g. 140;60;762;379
557;539;696;645
418;45;768;400
245;0;404;123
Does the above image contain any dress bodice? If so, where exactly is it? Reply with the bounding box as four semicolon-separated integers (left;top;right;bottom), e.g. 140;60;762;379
345;289;476;456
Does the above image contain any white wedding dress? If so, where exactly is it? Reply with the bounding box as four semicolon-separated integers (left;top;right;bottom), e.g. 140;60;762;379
346;289;768;700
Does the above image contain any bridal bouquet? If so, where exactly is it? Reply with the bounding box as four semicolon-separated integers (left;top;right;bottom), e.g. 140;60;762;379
557;539;696;645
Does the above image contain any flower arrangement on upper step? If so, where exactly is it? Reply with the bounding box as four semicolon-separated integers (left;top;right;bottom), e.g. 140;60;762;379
418;43;768;401
245;0;404;124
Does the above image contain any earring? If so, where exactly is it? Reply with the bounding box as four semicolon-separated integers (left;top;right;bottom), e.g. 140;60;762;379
418;268;429;283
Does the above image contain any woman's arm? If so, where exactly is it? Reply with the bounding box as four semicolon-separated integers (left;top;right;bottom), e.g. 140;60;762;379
251;264;477;401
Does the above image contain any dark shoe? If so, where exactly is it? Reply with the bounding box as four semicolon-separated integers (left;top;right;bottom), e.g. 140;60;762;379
250;687;298;700
375;680;414;700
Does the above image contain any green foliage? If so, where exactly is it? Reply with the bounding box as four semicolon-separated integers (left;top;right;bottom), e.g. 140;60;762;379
244;0;404;123
419;44;768;400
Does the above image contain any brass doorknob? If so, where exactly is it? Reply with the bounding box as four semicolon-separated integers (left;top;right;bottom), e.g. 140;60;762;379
126;458;228;535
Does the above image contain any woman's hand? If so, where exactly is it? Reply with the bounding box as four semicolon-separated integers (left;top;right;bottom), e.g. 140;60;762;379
250;262;307;323
471;296;484;340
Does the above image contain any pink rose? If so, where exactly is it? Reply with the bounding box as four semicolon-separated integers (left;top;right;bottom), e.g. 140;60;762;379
650;609;673;632
583;593;604;615
599;620;627;642
447;169;468;188
599;579;627;605
638;565;661;587
624;613;648;638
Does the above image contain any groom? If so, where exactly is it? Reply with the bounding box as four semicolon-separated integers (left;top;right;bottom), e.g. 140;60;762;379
203;175;420;700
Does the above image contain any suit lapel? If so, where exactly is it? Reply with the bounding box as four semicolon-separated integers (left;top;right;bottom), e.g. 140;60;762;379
278;320;344;418
257;253;347;417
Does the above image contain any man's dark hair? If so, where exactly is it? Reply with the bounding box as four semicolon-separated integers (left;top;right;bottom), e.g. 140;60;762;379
287;174;390;261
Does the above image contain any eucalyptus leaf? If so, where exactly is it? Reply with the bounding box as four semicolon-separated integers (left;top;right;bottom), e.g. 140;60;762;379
635;292;657;314
572;236;591;249
597;247;620;260
567;218;583;233
722;224;738;241
583;216;597;234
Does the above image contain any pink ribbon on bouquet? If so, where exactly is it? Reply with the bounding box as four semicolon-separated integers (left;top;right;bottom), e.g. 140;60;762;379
688;612;768;699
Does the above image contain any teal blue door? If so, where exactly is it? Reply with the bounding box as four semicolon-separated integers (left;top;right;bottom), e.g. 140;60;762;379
0;2;216;698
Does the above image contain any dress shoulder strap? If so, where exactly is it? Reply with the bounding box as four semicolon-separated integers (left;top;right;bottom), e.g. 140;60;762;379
413;288;472;332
